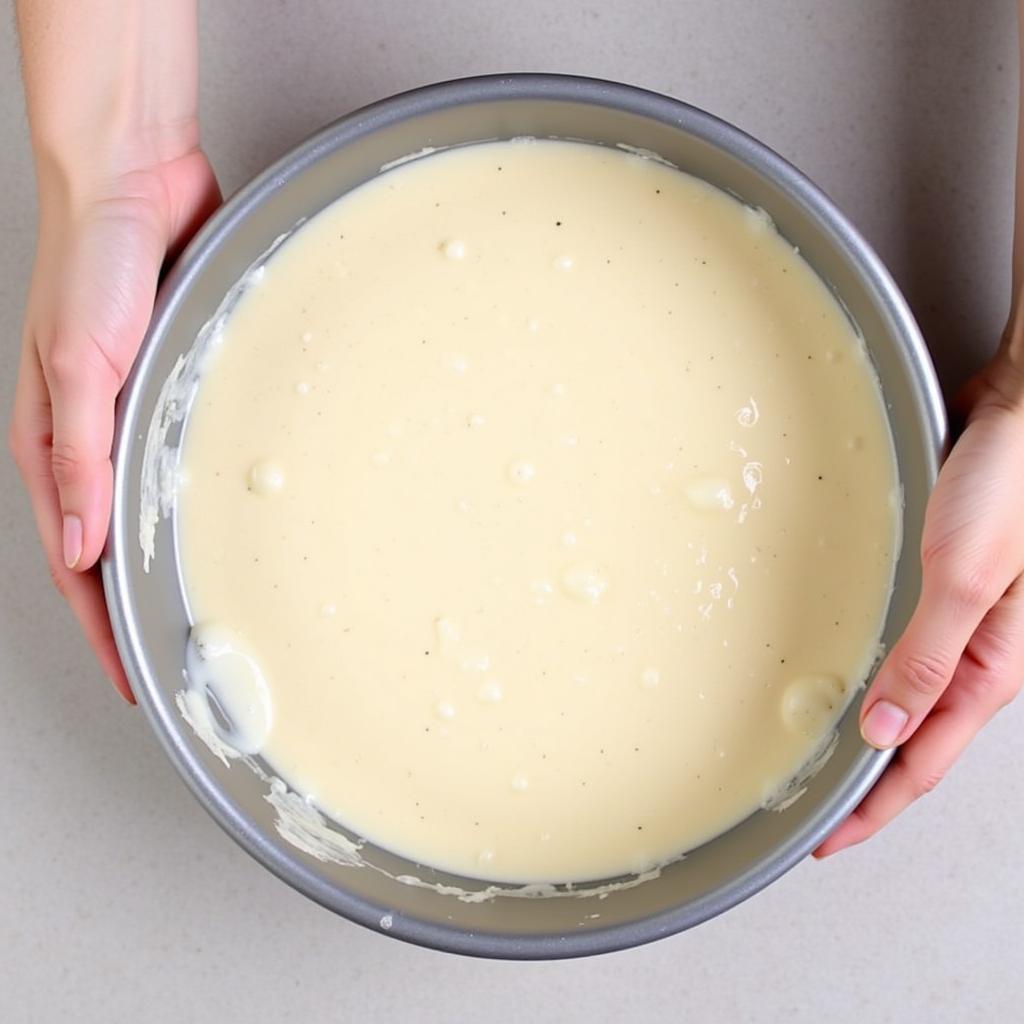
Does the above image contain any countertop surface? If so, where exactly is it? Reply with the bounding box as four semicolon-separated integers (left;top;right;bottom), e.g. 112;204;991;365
2;2;1022;1021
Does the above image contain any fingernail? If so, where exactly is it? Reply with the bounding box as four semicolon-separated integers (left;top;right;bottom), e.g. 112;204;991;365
62;513;83;569
861;699;909;749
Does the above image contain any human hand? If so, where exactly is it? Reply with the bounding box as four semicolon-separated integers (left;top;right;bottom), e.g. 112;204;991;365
9;150;220;702
816;350;1024;856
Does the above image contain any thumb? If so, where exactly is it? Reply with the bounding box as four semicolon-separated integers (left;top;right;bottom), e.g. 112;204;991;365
44;335;126;570
859;563;995;749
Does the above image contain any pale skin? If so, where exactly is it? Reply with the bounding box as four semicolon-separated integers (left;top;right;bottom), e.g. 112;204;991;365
10;0;1024;855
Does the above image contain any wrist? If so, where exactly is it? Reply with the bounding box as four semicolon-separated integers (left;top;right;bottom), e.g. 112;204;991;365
19;0;200;203
31;115;200;210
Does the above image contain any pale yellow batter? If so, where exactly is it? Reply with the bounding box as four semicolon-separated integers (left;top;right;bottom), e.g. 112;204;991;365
177;140;899;884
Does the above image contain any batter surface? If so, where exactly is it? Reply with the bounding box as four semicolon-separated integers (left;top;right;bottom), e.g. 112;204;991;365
177;140;899;883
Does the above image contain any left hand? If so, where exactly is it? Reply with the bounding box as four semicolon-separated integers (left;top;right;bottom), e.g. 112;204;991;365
816;349;1024;857
9;149;220;702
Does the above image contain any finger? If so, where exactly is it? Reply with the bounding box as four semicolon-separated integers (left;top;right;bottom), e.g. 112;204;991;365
816;706;971;858
42;333;121;572
858;565;996;750
10;345;133;703
164;151;222;260
816;576;1024;857
54;563;134;705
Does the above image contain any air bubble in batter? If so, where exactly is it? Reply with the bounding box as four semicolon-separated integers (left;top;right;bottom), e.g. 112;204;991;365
781;674;848;738
246;460;285;496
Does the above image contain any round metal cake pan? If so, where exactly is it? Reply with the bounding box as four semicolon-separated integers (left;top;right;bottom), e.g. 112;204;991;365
103;74;946;959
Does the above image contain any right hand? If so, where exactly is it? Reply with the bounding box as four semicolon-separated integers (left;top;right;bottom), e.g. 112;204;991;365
815;349;1024;856
9;148;220;701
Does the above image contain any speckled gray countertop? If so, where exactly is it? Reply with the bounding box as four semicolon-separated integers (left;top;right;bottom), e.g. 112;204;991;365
2;2;1021;1020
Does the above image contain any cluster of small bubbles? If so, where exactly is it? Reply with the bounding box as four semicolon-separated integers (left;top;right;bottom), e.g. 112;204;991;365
477;849;495;866
686;478;735;511
742;462;763;495
736;397;760;427
726;568;740;608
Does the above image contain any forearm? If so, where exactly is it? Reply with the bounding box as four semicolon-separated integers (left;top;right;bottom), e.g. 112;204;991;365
16;0;200;196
